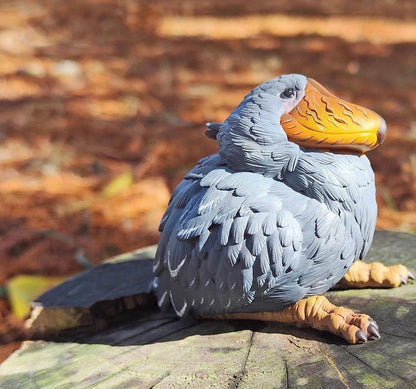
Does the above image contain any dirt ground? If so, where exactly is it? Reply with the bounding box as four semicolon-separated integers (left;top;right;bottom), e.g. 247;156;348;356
1;0;416;362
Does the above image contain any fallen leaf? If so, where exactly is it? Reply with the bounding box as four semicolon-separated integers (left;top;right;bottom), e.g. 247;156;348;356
101;172;134;197
6;275;67;319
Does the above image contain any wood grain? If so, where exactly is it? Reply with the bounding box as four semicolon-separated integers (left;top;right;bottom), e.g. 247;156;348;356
0;230;415;388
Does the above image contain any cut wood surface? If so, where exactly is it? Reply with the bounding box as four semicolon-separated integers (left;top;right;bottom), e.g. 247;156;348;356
0;230;415;389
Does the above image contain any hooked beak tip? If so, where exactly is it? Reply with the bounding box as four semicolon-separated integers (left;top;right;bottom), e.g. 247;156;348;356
377;117;387;145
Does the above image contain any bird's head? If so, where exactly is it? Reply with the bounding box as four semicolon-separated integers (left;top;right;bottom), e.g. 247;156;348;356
210;74;386;177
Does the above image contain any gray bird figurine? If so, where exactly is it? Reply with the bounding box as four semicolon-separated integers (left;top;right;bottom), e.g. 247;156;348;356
153;74;413;343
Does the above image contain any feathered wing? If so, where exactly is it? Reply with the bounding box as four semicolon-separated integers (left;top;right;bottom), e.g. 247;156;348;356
153;153;372;317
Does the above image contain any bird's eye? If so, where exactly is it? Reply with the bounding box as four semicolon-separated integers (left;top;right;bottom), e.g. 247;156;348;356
280;88;296;99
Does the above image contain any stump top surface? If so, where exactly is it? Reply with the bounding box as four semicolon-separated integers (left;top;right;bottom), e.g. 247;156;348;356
0;230;415;389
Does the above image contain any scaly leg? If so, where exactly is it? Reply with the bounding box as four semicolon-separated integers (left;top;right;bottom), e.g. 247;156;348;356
209;295;380;344
335;260;415;289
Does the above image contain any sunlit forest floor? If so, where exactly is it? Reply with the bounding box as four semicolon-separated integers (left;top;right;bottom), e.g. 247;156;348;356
1;0;416;361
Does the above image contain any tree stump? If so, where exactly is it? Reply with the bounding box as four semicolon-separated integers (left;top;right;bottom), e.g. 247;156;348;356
0;230;415;388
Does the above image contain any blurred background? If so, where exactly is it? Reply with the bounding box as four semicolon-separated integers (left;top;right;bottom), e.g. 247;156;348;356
1;0;416;361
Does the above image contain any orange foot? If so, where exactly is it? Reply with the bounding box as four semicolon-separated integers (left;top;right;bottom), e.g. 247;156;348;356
210;295;380;344
335;260;415;289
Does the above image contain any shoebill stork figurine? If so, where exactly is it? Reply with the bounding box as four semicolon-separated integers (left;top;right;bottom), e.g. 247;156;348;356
153;74;414;344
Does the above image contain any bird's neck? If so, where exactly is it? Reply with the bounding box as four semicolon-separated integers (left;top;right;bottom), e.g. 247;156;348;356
283;151;375;213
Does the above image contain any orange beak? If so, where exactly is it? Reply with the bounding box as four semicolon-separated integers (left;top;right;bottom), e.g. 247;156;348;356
280;78;386;153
